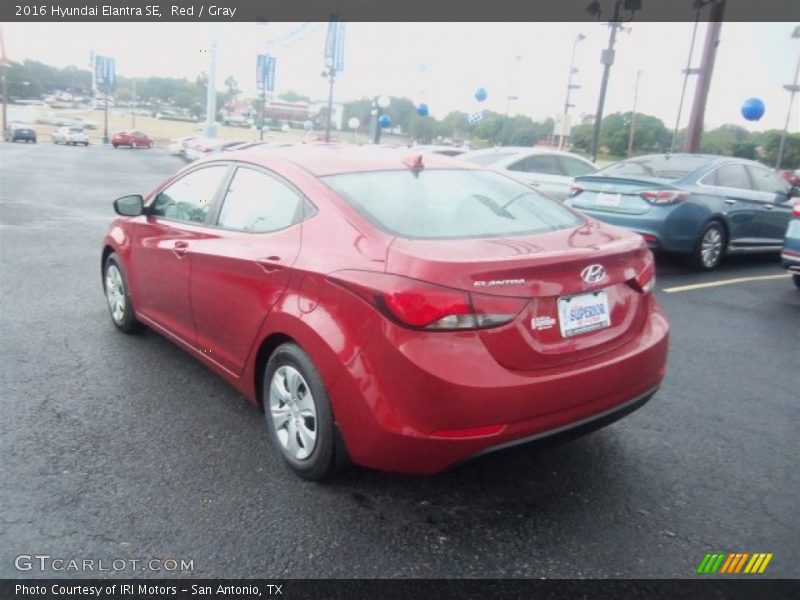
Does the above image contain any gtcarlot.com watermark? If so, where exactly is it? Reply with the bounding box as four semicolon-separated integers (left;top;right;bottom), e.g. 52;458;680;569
14;554;194;573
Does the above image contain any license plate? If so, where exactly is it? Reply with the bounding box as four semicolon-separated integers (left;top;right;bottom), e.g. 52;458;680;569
596;192;621;207
557;291;611;337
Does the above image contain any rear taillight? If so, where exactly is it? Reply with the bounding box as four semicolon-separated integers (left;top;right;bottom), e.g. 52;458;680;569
792;199;800;218
640;190;688;205
569;183;585;197
329;271;529;331
627;257;656;294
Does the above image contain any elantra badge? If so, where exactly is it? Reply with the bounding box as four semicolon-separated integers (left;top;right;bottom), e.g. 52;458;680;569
581;264;606;284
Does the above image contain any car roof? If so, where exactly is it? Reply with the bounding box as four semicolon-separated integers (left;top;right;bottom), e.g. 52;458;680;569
219;144;477;176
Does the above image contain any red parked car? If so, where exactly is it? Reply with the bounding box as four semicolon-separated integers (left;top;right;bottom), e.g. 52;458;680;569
111;130;153;149
101;146;669;479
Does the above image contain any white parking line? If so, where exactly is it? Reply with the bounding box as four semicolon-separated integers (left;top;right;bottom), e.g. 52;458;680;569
662;273;791;294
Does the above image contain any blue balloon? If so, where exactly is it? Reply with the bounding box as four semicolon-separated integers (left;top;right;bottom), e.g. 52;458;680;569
741;97;765;121
416;103;429;117
474;87;488;102
379;114;392;128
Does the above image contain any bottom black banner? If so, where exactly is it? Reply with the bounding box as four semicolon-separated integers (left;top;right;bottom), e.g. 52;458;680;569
2;579;799;600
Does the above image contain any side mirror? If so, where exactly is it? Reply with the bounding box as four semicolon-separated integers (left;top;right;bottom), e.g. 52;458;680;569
113;194;144;217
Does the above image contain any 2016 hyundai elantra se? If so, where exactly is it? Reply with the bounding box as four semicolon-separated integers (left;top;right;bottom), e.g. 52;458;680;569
101;145;669;479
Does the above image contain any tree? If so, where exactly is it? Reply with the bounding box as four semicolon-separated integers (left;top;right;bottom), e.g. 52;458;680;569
279;90;311;103
223;76;240;105
761;130;800;170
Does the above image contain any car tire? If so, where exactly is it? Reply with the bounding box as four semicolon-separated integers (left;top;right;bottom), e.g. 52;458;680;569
263;343;338;480
103;253;143;334
794;274;800;290
690;220;726;271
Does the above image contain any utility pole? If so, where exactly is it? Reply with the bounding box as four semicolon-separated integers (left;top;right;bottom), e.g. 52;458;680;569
627;70;642;157
260;87;266;141
671;8;702;153
683;0;726;153
560;33;585;150
776;26;800;170
590;0;624;163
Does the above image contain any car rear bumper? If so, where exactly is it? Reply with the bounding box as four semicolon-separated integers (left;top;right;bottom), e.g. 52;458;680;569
568;204;698;254
329;303;669;475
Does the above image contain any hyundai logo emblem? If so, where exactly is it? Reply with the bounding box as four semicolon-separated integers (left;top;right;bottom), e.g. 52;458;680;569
581;264;607;284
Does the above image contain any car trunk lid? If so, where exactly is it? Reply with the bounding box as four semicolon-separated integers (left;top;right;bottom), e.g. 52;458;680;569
386;221;654;371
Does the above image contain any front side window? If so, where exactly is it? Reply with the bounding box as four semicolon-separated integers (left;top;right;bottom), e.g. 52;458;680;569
216;167;304;233
151;165;228;224
748;166;790;195
323;168;583;240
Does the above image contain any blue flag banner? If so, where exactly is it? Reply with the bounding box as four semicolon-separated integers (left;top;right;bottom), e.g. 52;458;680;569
325;20;345;73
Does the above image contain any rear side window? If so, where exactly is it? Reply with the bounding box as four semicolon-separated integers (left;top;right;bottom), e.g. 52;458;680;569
217;167;304;233
323;169;583;240
508;154;562;175
152;165;228;224
703;164;752;190
560;156;596;177
463;152;517;166
599;155;710;181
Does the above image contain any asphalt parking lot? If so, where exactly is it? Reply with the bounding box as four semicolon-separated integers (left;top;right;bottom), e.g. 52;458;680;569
1;141;798;579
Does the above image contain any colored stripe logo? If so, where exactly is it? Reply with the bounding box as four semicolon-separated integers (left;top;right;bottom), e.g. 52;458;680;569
697;552;773;574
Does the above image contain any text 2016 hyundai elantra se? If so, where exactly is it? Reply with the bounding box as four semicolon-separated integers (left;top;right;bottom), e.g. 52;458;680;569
101;145;669;479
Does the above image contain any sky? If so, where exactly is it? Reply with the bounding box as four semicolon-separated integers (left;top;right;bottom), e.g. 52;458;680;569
3;21;799;132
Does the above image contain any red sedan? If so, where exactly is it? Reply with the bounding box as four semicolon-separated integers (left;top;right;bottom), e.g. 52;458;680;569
111;130;153;149
101;146;669;479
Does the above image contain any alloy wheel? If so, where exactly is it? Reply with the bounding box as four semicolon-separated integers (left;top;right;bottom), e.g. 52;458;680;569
700;226;723;268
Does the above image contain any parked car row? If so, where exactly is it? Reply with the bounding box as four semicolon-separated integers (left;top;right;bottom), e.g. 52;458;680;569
52;126;89;146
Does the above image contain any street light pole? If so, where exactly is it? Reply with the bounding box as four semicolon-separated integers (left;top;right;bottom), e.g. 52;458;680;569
560;33;585;150
324;68;335;142
590;0;624;163
131;78;136;128
627;70;642;157
775;26;800;170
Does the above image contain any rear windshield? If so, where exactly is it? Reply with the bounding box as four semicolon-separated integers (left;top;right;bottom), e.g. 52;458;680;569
462;152;517;166
69;128;84;133
322;169;583;240
596;155;710;181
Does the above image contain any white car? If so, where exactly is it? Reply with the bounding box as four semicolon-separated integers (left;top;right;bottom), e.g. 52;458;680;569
184;138;247;161
460;146;597;202
52;126;89;146
169;135;201;156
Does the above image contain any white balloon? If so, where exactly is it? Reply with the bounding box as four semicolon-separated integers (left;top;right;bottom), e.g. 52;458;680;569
377;95;391;109
348;117;360;129
281;124;290;132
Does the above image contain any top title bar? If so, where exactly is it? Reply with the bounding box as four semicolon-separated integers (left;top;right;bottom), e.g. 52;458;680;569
2;0;799;22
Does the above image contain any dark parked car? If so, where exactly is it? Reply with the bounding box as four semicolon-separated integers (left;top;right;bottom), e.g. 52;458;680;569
5;125;37;143
781;201;800;289
101;146;668;479
566;154;798;270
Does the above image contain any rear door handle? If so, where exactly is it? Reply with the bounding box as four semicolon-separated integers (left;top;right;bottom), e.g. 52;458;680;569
724;198;737;205
763;204;774;211
256;256;285;272
173;241;189;257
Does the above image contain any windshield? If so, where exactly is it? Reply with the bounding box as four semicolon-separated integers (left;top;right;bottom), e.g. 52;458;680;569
323;169;583;240
595;155;711;181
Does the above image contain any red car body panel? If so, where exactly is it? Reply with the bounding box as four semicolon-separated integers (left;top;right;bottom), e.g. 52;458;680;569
102;147;669;475
112;131;152;147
